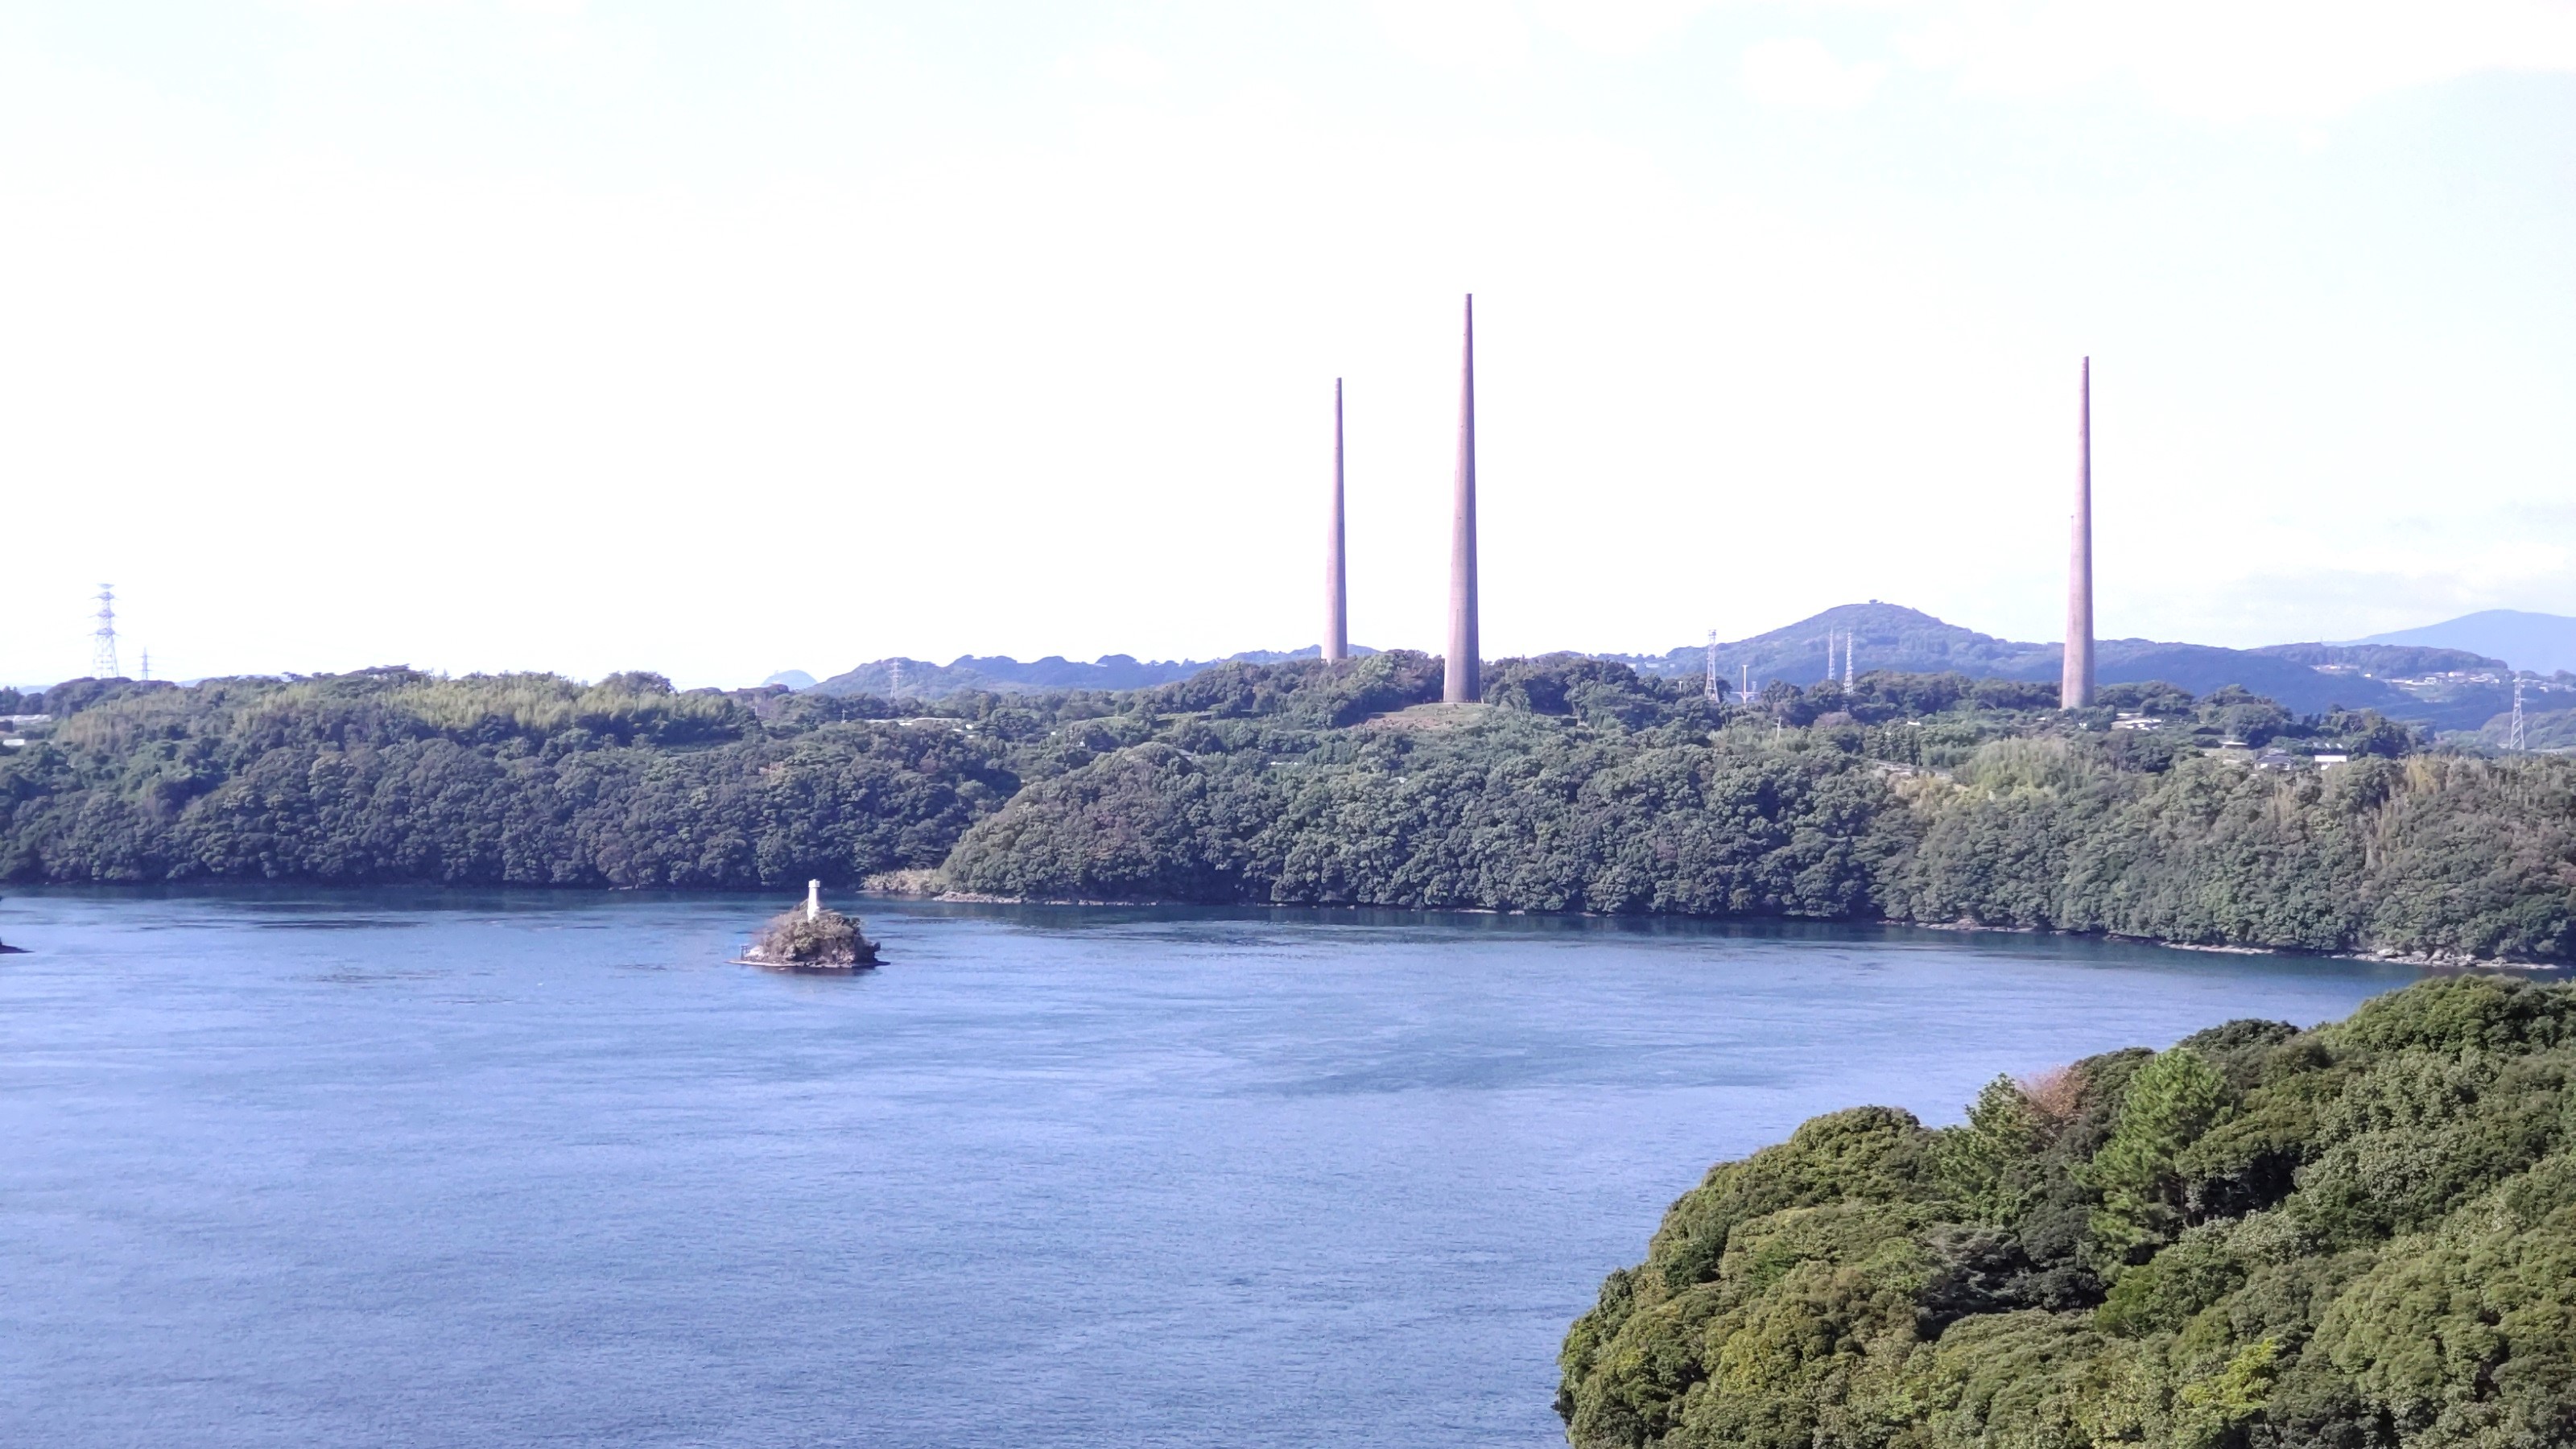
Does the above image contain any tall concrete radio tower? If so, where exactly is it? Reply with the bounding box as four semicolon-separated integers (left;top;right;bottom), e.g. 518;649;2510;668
2061;359;2097;708
91;584;119;679
1324;379;1349;663
1444;295;1481;704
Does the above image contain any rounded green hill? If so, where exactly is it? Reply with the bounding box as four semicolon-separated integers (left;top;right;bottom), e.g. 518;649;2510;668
1558;975;2576;1449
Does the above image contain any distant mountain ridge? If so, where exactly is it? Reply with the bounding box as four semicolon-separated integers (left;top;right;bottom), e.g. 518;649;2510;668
810;646;1377;700
1608;601;2458;722
1602;602;2049;690
798;602;2545;731
2355;609;2576;675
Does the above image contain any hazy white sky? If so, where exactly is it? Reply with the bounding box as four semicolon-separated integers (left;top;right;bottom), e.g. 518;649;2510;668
4;1;2574;687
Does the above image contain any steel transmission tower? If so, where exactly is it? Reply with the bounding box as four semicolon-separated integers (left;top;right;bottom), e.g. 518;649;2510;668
1705;630;1720;702
2510;675;2527;752
91;584;119;679
1843;631;1854;688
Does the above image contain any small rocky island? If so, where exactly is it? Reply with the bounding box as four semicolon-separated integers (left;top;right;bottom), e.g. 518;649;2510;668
738;881;880;970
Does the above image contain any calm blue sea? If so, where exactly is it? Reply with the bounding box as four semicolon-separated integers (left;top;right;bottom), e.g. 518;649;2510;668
0;891;2421;1447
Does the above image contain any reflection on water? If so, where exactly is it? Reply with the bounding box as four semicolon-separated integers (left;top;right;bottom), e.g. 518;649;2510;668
245;917;428;931
0;888;2422;1448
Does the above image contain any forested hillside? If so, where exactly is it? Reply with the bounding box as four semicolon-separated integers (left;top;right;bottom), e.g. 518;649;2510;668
0;670;1018;887
936;656;2572;963
1556;975;2576;1449
6;655;2574;962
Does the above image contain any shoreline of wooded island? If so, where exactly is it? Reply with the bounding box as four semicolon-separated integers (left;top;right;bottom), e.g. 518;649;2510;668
8;643;2576;966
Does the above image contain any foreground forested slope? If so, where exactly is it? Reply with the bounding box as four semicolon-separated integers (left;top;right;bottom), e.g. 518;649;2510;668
6;655;2575;961
1557;975;2576;1449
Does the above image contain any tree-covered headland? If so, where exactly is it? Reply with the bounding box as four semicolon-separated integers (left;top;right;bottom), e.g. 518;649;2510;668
0;670;1015;888
1558;974;2576;1449
4;653;2574;962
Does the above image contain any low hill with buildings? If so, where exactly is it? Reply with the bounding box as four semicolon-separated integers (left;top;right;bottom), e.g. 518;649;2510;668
2249;640;2541;735
2252;641;2505;675
2074;641;2436;722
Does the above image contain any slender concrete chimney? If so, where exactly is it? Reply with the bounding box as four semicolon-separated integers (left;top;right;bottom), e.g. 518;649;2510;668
2062;357;2096;708
1445;295;1480;704
1325;379;1349;663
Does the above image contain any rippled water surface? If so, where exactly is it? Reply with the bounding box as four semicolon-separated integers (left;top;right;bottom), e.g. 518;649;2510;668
0;890;2422;1447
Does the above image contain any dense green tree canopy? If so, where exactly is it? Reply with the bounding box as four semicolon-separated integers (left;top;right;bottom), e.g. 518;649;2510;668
1555;976;2576;1449
6;657;2571;962
0;669;1013;887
